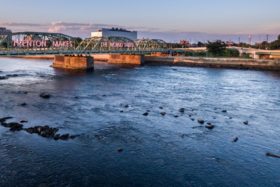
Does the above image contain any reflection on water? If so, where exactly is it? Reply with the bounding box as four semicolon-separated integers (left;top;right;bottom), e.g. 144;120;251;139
0;58;280;187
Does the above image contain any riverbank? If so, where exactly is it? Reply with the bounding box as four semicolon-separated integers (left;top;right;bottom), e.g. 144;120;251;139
144;56;280;71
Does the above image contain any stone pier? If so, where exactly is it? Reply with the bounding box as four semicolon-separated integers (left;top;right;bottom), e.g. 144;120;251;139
107;54;144;65
53;55;94;70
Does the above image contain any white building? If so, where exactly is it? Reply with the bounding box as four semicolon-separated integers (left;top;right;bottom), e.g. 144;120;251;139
91;28;137;41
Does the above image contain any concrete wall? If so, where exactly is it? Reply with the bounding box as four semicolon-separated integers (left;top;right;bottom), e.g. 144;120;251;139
144;56;280;71
92;54;110;61
53;56;94;70
107;54;144;65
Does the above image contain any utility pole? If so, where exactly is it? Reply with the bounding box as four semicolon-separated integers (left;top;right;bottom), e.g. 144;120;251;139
238;36;241;46
248;34;252;47
266;34;269;43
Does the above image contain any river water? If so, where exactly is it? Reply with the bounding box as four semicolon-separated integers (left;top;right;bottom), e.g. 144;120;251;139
0;58;279;187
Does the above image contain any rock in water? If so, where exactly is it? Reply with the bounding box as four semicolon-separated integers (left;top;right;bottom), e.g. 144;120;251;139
118;148;124;153
0;117;13;123
20;103;27;107
266;152;280;158
25;125;59;138
179;108;185;113
59;134;70;140
243;121;249;125
39;93;51;99
197;118;205;124
143;112;149;116
8;122;24;131
205;123;215;130
232;137;239;142
0;76;7;80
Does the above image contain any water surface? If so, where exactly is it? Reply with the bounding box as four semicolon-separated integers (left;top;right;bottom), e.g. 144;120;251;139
0;58;280;187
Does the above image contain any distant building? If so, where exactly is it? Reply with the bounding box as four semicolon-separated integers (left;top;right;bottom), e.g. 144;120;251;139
91;28;137;41
0;27;12;47
180;40;190;47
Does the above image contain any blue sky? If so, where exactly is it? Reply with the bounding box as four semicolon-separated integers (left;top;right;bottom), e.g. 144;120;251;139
0;0;279;41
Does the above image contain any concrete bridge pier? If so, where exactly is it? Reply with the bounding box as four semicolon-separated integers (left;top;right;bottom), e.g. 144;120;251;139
53;55;94;70
108;54;144;65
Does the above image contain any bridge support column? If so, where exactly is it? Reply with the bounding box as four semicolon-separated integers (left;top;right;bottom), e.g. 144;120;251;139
53;55;94;70
108;54;144;65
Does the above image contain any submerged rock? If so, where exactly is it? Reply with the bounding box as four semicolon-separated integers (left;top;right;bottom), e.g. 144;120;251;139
0;117;13;123
243;121;249;125
205;123;215;130
39;93;51;99
19;103;27;107
7;74;19;78
0;76;8;80
117;148;124;153
143;112;149;116
179;108;185;113
59;134;70;140
197;118;205;124
232;137;239;142
25;125;59;138
7;122;23;131
266;152;280;158
0;117;77;141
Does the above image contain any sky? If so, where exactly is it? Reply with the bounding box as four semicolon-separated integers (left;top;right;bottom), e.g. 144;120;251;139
0;0;280;42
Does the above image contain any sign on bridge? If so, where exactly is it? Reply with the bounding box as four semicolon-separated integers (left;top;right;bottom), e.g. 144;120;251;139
12;40;73;48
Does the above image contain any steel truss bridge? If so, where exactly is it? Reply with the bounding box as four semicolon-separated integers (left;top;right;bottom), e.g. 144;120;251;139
0;32;169;56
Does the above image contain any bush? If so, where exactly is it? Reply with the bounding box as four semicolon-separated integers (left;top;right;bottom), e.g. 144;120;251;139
206;40;226;56
224;49;240;57
184;51;207;57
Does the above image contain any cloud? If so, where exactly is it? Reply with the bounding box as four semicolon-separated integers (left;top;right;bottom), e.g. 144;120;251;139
47;22;123;37
1;21;279;42
0;22;49;33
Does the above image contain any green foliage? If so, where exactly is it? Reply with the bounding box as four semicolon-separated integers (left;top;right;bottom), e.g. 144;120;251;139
206;40;226;56
224;48;240;57
241;53;251;59
269;40;280;50
197;41;206;47
184;48;239;58
184;51;207;57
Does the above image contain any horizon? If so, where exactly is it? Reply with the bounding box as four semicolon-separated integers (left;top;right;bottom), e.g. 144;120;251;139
0;0;280;42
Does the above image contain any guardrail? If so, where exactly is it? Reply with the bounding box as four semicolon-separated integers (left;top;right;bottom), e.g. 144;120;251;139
0;49;169;56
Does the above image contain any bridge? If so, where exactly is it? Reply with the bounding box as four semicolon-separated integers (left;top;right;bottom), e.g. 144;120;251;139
231;47;280;59
0;32;169;56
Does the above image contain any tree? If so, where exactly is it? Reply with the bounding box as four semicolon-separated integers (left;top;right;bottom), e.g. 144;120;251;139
270;40;280;50
197;41;206;47
206;40;226;56
225;48;240;57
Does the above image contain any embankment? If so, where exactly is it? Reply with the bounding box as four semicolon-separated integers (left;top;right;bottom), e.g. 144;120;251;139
144;56;280;71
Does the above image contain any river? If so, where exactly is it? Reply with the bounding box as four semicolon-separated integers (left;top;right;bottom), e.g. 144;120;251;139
0;58;279;187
